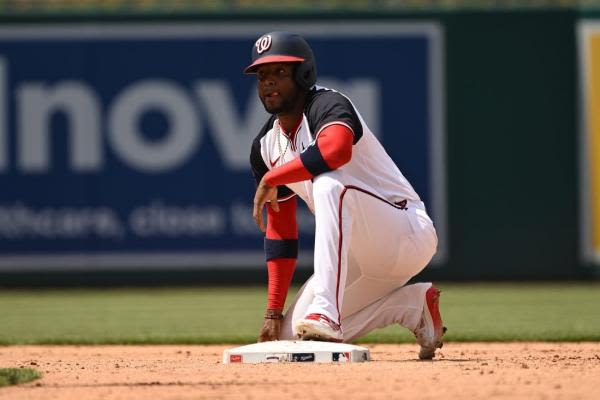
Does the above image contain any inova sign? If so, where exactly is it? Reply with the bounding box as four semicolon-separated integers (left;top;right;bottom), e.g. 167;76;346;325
0;23;445;271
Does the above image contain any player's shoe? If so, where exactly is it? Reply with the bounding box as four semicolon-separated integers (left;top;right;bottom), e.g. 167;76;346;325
294;313;343;342
413;284;447;360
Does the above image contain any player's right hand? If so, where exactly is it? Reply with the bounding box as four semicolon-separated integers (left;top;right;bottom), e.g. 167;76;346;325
253;178;279;232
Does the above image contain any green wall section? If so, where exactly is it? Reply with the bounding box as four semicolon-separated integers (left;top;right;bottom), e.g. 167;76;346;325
430;11;581;279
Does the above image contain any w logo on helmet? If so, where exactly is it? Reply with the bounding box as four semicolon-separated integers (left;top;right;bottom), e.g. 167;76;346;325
255;35;272;54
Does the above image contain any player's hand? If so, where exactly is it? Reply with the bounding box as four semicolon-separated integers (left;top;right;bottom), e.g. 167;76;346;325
253;178;279;232
257;310;283;342
257;319;282;342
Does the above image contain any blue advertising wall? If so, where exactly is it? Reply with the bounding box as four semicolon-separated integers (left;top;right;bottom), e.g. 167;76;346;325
0;23;445;271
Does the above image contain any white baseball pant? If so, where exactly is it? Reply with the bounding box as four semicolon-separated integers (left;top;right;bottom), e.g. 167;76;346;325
280;171;438;341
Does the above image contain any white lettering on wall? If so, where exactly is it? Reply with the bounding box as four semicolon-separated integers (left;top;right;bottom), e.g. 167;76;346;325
128;201;225;237
108;80;201;172
0;54;381;174
17;81;102;172
195;81;266;171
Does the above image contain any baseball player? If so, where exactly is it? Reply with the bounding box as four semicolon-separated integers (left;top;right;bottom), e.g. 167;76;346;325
246;32;445;359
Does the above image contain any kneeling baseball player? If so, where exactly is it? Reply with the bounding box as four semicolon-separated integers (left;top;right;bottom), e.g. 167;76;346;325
247;32;446;359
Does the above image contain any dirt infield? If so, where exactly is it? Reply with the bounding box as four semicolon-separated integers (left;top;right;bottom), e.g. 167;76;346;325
0;343;599;399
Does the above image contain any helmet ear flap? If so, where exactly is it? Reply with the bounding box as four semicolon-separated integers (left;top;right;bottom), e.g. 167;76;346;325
294;61;316;90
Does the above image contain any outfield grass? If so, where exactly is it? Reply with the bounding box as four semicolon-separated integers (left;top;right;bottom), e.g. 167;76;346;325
0;368;41;387
0;283;598;345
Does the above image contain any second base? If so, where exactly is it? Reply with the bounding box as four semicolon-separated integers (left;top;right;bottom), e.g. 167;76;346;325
223;340;370;364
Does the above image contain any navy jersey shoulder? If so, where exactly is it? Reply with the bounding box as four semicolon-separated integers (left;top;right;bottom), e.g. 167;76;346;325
304;88;363;144
250;115;275;184
249;115;294;199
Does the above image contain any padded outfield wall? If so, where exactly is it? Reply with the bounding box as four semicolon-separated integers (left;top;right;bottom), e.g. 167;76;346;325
0;9;596;283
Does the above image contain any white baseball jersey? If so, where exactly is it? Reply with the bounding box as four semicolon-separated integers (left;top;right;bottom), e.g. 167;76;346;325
251;86;421;210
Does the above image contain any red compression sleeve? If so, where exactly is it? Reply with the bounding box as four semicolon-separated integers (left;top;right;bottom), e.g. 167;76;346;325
267;259;295;311
263;157;311;187
263;124;354;187
266;197;297;311
316;124;353;169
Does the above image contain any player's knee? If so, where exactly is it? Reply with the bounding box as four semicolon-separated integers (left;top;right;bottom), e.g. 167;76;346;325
312;170;345;197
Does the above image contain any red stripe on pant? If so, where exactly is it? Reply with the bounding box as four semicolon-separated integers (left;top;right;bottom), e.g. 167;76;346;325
334;185;409;326
335;187;349;326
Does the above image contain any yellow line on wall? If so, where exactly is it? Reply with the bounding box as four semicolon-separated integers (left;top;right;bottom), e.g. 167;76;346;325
587;36;600;253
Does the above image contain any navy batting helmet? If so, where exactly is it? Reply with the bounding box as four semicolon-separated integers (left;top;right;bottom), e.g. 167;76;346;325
244;32;317;90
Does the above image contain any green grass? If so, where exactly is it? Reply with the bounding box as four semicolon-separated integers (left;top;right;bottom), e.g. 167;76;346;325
359;283;600;343
0;283;598;345
0;368;41;387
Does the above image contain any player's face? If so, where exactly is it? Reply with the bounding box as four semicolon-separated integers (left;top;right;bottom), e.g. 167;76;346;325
256;63;303;114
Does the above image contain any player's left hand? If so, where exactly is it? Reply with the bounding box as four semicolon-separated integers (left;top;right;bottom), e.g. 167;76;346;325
257;309;283;342
253;178;279;232
257;318;282;342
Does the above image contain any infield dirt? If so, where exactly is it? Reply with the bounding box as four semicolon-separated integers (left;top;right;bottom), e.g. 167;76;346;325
0;343;598;399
